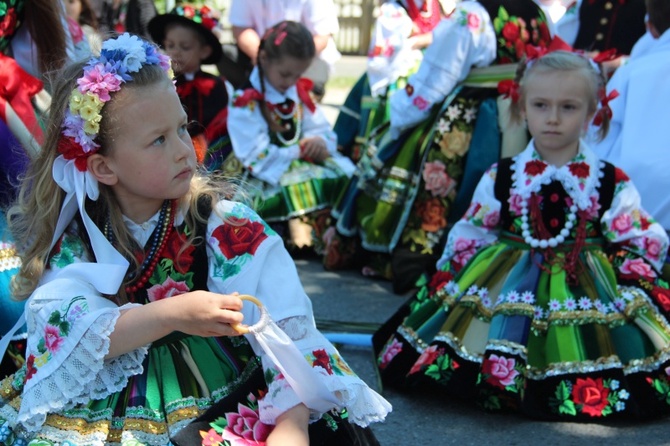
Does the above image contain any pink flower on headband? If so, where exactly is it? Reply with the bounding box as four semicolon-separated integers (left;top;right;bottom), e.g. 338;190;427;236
77;63;123;102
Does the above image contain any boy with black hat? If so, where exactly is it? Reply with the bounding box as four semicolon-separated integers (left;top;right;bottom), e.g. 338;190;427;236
149;4;231;171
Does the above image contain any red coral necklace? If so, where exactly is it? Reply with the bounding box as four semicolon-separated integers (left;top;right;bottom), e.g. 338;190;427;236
105;199;176;294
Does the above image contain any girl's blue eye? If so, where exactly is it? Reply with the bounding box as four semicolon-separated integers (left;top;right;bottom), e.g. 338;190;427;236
152;136;166;146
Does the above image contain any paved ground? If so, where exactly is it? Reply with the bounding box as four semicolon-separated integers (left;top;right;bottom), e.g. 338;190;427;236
297;259;670;446
303;57;670;445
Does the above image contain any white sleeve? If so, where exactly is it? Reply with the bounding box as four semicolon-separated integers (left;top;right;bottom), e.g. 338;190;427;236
228;0;252;28
554;0;582;46
227;95;300;186
366;2;420;96
389;2;497;136
303;0;340;36
18;276;145;433
205;201;390;426
437;164;501;270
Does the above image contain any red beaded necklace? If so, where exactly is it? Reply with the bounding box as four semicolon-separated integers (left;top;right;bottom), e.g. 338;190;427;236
105;200;176;294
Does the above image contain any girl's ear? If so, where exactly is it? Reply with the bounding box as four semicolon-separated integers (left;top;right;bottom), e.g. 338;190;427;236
87;154;118;186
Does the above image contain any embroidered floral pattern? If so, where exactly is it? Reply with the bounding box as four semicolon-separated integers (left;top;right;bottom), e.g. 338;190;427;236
399;98;478;256
199;393;272;446
493;6;551;64
550;377;629;417
378;338;403;370
27;297;88;383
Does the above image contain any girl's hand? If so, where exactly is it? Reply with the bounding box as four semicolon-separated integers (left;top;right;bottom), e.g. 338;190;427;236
299;137;330;163
165;291;245;337
267;404;310;446
108;291;245;358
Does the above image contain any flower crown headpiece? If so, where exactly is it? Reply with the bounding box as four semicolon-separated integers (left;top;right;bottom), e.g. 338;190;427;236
174;4;218;31
58;33;173;171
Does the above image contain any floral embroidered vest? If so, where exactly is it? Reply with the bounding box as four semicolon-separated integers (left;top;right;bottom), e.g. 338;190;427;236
493;157;616;236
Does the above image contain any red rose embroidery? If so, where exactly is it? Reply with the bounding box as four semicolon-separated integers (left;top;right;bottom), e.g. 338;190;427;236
502;22;520;41
428;271;454;294
652;286;670;312
417;198;447;232
571;377;609;417
165;232;195;273
312;349;333;375
568;162;590;178
212;218;268;259
524;160;547;176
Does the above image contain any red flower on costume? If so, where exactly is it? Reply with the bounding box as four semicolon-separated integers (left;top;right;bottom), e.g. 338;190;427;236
502;22;520;41
428;271;454;295
213;218;268;259
165;232;196;273
312;349;333;374
568;162;590;178
524;159;547;176
482;354;519;389
652;286;670;312
571;377;609;417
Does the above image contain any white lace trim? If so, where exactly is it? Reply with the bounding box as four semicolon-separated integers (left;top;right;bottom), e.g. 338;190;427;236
257;316;391;427
17;309;147;433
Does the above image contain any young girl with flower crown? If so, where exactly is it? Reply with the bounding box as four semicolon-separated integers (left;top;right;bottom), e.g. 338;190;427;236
373;50;670;421
227;20;356;253
0;33;390;445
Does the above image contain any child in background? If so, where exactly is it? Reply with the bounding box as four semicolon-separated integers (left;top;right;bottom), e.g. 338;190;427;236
374;50;670;420
0;33;389;445
227;21;356;253
63;0;102;54
589;0;670;269
334;0;448;162
148;4;232;172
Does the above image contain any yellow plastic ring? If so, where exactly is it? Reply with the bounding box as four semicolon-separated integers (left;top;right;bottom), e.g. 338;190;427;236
231;294;263;334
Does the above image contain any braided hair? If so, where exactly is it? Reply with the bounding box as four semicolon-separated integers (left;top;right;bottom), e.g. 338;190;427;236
256;20;316;133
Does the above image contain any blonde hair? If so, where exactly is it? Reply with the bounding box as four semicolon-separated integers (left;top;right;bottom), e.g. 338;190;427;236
8;53;237;302
509;50;610;141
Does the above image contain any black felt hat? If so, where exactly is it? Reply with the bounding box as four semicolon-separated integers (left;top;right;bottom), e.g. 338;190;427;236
148;4;223;65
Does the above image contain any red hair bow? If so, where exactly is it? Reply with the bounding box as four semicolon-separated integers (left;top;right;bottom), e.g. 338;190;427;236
233;88;264;107
525;36;573;61
176;77;217;97
296;78;316;113
498;79;520;103
592;89;619;126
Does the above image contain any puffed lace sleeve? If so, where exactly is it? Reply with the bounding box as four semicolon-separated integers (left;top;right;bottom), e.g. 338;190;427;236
16;227;145;433
389;1;497;136
228;83;300;187
437;163;502;271
601;167;669;274
206;201;391;426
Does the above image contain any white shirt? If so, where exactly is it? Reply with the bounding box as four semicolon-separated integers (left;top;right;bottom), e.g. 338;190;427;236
228;0;341;71
588;30;670;231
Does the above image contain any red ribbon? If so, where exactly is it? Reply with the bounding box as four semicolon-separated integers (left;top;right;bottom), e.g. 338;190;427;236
176;76;217;98
525;36;574;61
592;88;619;126
0;53;45;144
592;48;619;63
296;77;316;113
233;88;264;107
498;79;520;103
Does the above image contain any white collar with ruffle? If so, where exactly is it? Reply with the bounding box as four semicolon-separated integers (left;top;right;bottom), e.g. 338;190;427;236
510;139;605;210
